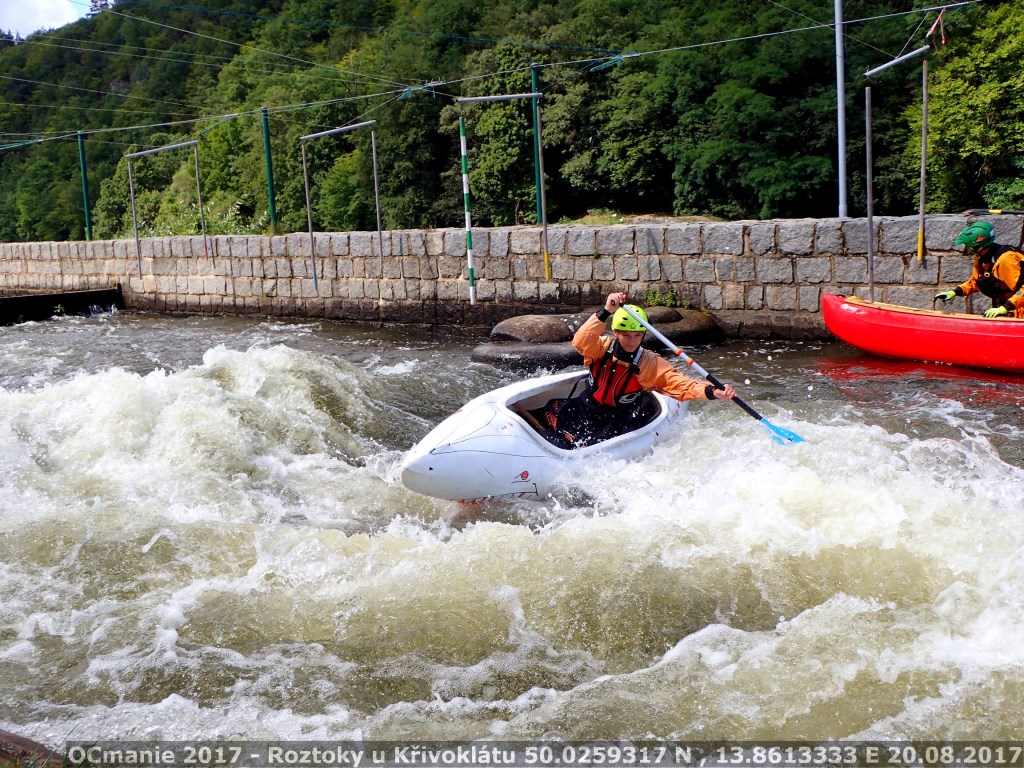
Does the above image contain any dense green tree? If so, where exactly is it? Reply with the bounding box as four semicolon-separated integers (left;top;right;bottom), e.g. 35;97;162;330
1;0;1023;242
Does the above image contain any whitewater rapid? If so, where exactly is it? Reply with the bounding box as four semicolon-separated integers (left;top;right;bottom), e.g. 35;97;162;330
1;313;1022;745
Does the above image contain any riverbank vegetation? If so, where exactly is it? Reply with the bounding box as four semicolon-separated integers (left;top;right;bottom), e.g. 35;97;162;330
0;0;1018;243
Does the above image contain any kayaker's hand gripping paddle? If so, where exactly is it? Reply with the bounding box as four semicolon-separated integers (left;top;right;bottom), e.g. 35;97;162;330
621;305;805;445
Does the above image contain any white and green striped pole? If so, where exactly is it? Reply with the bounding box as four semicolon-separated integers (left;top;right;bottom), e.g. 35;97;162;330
458;115;477;305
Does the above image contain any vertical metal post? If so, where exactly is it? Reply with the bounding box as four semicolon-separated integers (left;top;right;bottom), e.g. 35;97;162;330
834;0;848;218
261;107;278;231
126;158;143;278
193;144;210;262
371;130;384;278
459;116;477;305
77;132;92;241
865;86;875;303
531;63;543;227
535;99;551;280
917;59;929;263
300;142;318;290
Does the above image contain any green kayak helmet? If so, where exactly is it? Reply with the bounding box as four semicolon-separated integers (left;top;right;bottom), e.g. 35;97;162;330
955;221;996;250
611;304;648;332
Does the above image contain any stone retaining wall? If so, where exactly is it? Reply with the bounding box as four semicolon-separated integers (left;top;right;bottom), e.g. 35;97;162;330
0;213;1016;339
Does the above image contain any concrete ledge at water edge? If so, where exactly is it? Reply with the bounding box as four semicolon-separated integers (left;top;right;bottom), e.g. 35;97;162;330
0;727;63;768
471;306;725;369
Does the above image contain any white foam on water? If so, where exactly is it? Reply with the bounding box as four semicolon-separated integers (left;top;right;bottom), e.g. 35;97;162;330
2;339;1024;743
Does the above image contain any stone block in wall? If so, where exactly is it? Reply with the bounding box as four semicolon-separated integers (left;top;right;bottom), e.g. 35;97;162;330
187;277;205;295
551;257;573;280
488;229;510;258
559;282;582;305
313;235;332;261
444;230;464;257
765;286;797;310
436;279;459;301
545;227;567;255
666;224;702;255
878;216;921;253
745;285;764;310
425;230;445;256
886;286;939;309
614;256;639;281
288;233;312;258
473;256;501;280
939;254;970;284
798;286;820;311
474;279;495;301
815;218;843;254
796;256;831;283
349;233;375;258
567;228;596;256
705;222;743;255
636;227;666;255
539;281;560;303
514;281;540;301
704;285;723;310
574;256;594;282
778;220;815;255
494;280;513;302
834;256;867;283
662;257;682;282
715;255;736;281
592;256;615;281
380;256;400;279
684;258;716;283
746;222;775;255
905;256;938;283
842;219;881;254
638;255;661;281
723;283;744;309
401;231;423;257
510;229;541;255
872;256;904;283
438;256;464;279
401;257;421;279
420;256;439;280
757;257;794;283
597;227;634;255
924;215;967;250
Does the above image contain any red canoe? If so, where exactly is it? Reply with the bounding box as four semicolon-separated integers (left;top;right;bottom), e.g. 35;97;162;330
821;292;1024;373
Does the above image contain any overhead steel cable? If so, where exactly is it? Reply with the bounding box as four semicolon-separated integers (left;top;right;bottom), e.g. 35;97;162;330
19;36;375;87
101;5;419;91
107;0;621;55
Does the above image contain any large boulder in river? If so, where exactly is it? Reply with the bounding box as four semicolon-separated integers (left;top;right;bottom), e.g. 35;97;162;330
472;306;724;369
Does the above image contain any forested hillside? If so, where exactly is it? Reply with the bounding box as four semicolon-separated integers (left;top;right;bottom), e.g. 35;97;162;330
0;0;1018;243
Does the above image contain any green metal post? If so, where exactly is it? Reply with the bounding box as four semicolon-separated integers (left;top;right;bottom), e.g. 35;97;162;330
531;63;543;227
261;107;278;231
77;132;92;241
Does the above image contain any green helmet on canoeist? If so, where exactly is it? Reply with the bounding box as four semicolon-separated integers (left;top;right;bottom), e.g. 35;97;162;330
955;221;996;250
610;305;648;332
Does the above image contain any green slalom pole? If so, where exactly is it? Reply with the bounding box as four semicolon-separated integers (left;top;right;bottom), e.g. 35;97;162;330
459;116;477;305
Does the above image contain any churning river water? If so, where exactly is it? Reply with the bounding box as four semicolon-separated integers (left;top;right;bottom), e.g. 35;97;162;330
1;311;1022;747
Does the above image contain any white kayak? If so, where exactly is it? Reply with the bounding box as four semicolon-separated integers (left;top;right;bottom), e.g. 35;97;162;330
400;370;687;502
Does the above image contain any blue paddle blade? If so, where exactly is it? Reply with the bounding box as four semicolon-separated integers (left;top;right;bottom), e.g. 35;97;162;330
760;418;805;445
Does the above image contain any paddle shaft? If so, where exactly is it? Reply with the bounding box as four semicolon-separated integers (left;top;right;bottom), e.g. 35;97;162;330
621;305;765;423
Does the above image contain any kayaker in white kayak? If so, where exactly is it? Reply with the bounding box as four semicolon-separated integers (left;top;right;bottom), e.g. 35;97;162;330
935;221;1024;319
544;291;737;446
